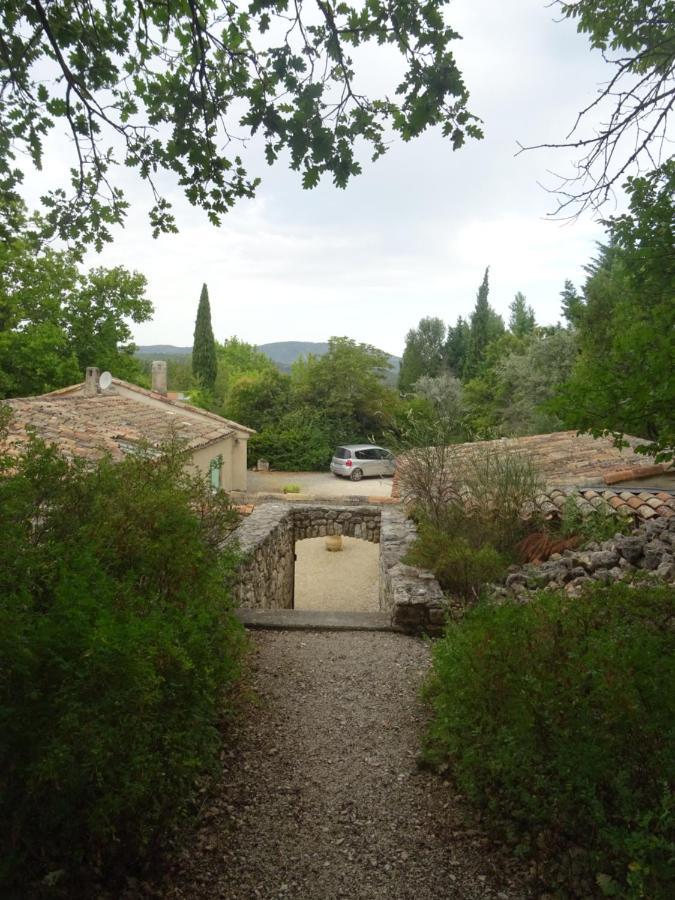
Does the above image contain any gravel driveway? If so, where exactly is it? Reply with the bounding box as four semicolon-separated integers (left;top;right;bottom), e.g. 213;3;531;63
245;470;394;499
152;631;530;900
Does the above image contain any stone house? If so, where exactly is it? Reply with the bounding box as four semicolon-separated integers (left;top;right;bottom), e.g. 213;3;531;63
2;362;254;492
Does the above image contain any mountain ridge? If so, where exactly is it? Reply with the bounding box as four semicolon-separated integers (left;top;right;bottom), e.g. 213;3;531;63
136;341;401;374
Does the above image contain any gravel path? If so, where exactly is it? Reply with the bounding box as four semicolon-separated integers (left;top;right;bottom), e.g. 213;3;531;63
155;631;530;900
245;471;394;498
294;537;379;612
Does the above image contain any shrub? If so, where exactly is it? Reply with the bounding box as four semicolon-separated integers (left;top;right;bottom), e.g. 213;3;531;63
559;495;632;544
425;583;675;898
248;410;335;471
0;430;245;893
282;483;301;493
405;525;508;600
398;440;543;552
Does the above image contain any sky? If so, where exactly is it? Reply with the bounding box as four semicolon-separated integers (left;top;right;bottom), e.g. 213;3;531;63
27;0;620;357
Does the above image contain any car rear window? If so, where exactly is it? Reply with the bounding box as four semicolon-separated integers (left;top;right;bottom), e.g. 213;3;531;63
334;447;351;459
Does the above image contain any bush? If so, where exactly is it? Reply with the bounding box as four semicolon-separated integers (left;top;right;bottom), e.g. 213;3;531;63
559;494;632;543
249;413;334;470
405;525;508;599
0;430;245;894
398;441;542;552
425;583;675;898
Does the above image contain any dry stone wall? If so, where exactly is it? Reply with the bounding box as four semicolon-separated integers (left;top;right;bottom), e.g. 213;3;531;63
225;503;445;633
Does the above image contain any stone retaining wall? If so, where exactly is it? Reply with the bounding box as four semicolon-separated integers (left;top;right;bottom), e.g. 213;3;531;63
225;503;445;633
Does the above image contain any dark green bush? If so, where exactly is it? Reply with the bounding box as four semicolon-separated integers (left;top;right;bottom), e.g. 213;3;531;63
425;583;675;898
248;409;368;471
404;524;508;599
0;430;245;894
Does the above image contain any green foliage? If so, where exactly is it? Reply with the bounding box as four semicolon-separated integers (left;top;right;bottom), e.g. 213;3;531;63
490;328;577;435
400;444;542;598
214;337;278;414
444;316;471;378
192;284;217;391
398;317;446;392
224;368;291;431
412;373;467;437
0;219;152;398
0;0;481;251
282;483;301;494
552;161;675;461
425;583;675;898
559;495;632;543
248;409;337;472
291;337;394;431
508;292;536;337
237;337;403;470
0;426;244;891
463;267;505;379
405;528;508;599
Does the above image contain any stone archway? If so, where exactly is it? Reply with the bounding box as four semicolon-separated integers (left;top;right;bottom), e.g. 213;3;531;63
225;502;446;634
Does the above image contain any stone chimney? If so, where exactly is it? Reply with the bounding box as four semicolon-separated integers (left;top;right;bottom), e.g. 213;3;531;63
151;360;168;395
84;367;100;397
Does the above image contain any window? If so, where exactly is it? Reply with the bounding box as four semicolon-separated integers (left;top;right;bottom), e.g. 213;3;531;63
209;455;223;490
356;448;380;460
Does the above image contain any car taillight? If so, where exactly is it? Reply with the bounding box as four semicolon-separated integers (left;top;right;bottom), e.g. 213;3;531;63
345;459;352;467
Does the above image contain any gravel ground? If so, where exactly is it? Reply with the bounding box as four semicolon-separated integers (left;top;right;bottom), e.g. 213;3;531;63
245;471;394;498
294;537;379;612
150;631;531;900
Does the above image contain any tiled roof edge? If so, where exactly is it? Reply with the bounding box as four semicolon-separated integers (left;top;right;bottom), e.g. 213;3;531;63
111;379;256;435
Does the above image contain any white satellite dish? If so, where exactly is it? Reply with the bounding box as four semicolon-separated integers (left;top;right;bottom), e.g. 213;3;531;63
99;371;113;390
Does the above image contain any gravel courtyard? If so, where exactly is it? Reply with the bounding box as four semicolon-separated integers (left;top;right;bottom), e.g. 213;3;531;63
245;470;394;499
149;631;530;900
294;536;379;612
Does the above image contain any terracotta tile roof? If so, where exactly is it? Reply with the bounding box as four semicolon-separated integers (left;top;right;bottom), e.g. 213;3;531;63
537;487;675;523
2;392;236;462
392;431;674;524
47;378;256;435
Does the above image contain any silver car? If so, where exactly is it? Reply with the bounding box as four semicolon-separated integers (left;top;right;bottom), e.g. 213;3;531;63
330;444;396;481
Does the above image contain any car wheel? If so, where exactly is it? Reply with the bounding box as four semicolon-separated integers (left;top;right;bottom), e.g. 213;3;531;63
350;468;363;482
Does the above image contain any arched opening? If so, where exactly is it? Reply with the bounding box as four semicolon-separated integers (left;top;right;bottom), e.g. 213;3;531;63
293;535;379;612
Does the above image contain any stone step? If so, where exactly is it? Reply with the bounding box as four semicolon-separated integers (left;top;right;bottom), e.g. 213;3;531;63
234;607;400;633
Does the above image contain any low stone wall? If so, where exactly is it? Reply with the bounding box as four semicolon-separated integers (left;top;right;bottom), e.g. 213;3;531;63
492;513;675;601
225;503;445;633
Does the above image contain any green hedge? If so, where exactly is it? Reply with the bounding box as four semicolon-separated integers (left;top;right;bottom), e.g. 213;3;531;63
425;583;675;898
0;432;245;894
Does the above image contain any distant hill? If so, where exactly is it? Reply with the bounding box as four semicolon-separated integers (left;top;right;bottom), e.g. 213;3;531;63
135;344;192;357
135;340;401;382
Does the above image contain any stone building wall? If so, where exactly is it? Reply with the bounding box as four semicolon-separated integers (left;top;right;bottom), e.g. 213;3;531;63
225;503;446;634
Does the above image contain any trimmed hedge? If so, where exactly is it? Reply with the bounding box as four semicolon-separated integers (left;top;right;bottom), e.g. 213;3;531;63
425;583;675;898
0;431;245;894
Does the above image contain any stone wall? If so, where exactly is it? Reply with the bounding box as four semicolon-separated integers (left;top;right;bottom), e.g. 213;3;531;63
225;503;445;633
492;513;675;601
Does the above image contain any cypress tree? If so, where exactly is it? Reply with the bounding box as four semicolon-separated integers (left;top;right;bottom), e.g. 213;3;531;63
464;267;493;378
192;283;217;390
445;316;471;377
508;291;536;337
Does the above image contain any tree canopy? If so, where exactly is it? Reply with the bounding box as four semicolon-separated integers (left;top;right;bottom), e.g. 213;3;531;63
0;0;481;250
0;222;152;398
398;317;446;392
552;160;675;460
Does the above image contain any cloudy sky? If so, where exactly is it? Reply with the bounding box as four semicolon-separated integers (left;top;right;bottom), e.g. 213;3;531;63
30;0;619;356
